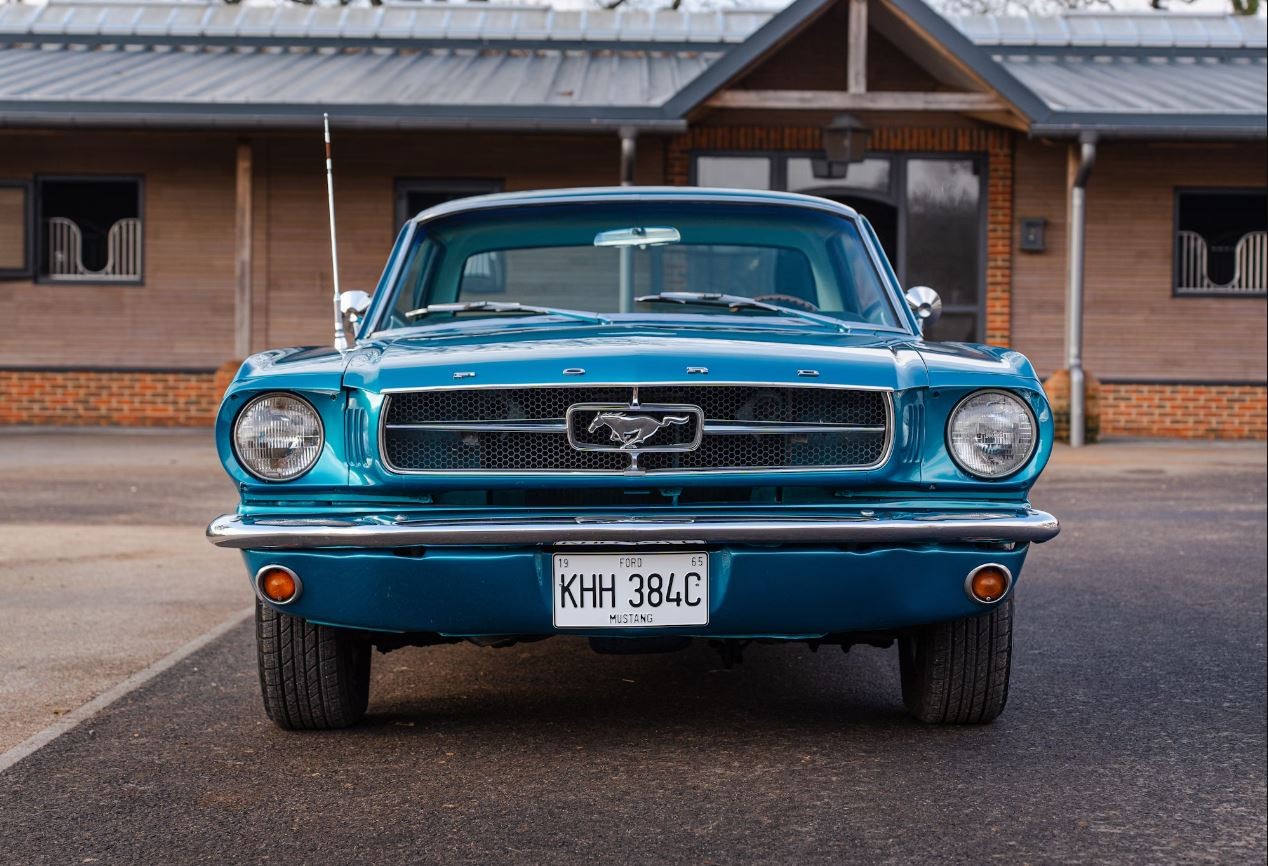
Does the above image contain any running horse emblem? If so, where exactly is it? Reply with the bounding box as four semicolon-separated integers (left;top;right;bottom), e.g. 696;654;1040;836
587;412;691;449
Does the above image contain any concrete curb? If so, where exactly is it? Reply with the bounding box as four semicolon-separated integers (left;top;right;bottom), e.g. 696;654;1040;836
0;606;253;775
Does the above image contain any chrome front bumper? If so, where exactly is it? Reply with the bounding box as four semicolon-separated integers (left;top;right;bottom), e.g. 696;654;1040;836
207;510;1060;550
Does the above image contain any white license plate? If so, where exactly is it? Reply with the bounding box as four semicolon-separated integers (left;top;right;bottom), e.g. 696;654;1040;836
552;552;709;628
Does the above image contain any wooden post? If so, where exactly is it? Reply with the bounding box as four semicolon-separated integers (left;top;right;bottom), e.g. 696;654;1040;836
233;140;253;359
847;0;867;95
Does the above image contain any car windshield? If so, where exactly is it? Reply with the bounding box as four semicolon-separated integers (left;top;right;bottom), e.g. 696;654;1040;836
378;201;904;333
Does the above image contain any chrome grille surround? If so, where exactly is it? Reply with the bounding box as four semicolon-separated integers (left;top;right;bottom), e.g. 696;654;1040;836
380;383;893;475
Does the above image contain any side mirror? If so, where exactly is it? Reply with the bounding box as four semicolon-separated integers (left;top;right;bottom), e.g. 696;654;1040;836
339;290;372;343
904;285;942;335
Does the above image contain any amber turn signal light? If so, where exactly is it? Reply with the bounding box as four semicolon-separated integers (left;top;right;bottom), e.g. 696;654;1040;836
966;564;1011;604
257;566;300;604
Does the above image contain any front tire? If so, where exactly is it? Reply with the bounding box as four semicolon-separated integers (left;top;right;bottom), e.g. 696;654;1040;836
899;597;1013;724
256;600;371;730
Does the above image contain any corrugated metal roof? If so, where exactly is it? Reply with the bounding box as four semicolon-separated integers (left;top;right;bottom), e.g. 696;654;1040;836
952;13;1266;50
0;1;774;48
999;54;1266;116
0;0;1263;137
0;43;720;109
0;1;777;130
948;12;1267;136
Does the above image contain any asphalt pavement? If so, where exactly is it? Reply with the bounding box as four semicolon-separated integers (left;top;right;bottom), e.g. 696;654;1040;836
0;435;1264;865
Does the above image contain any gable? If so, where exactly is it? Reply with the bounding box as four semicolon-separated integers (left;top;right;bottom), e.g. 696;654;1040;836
730;0;955;95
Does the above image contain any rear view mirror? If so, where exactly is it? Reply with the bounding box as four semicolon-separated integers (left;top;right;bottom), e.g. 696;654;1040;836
594;227;681;249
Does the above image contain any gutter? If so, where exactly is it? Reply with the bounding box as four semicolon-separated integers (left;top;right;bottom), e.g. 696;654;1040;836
0;106;689;134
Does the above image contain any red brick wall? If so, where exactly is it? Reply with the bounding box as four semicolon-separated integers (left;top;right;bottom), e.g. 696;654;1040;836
1100;382;1267;440
0;369;220;427
665;125;1015;346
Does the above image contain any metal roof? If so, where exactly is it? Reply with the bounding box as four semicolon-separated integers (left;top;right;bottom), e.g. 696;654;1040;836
949;12;1267;137
997;54;1266;137
0;1;773;131
0;2;774;48
0;0;1263;138
952;13;1266;50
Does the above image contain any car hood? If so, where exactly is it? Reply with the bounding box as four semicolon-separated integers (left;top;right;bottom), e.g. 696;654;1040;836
343;326;931;393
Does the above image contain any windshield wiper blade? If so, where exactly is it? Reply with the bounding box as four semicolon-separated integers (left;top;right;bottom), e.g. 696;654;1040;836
634;292;848;334
403;301;610;325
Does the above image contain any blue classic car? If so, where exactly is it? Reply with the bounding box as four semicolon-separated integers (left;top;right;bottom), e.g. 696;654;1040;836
208;188;1058;729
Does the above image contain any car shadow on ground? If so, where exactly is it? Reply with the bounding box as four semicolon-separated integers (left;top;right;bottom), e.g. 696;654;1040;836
355;636;915;736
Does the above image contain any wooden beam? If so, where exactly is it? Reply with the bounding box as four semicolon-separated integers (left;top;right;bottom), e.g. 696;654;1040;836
847;0;867;95
233;140;253;359
706;90;1007;112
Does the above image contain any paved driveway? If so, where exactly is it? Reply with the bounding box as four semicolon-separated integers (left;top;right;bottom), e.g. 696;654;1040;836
0;433;1264;864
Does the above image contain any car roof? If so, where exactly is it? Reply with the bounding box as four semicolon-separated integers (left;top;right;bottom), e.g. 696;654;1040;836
408;186;861;226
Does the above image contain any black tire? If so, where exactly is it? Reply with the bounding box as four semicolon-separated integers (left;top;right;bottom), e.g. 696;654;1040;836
899;597;1013;725
256;600;371;730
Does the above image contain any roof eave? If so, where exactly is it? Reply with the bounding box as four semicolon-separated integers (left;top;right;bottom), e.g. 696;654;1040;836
1029;113;1268;140
0;103;689;134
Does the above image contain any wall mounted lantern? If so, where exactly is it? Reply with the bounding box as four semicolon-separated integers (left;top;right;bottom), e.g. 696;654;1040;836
816;114;871;178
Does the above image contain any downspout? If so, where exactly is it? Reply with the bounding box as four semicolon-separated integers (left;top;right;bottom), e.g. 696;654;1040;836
618;126;638;312
619;126;638;187
1066;133;1097;447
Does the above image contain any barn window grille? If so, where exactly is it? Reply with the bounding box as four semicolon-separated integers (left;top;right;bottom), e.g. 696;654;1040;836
1174;189;1267;297
37;177;143;284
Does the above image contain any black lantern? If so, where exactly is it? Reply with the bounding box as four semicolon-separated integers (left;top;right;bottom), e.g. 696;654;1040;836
820;113;871;173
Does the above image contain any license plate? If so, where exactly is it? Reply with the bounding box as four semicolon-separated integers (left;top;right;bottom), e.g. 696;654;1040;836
552;552;709;628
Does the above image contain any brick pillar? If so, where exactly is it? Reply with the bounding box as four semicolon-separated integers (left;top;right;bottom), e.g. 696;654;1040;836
984;132;1014;347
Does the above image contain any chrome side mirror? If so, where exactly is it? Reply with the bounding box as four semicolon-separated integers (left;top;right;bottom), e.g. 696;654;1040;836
904;285;942;335
339;290;372;343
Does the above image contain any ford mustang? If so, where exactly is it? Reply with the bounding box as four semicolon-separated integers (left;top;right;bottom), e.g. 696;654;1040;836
207;187;1059;729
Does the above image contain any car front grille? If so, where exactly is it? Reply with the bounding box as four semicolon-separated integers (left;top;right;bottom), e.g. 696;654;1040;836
381;384;890;474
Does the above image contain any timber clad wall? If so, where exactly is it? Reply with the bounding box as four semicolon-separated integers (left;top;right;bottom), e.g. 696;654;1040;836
0;133;238;368
1012;139;1268;382
0;130;663;366
1013;138;1268;440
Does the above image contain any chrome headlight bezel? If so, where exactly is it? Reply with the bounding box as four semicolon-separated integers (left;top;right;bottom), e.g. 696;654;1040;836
945;388;1039;480
231;392;324;482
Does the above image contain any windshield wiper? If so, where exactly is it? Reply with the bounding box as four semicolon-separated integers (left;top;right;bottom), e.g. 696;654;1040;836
403;301;610;325
634;292;848;334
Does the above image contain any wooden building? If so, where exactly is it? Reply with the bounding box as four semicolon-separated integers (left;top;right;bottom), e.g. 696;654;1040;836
0;0;1264;438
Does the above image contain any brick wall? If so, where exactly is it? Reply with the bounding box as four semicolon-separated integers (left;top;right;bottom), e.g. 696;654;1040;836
1100;382;1267;440
0;369;221;427
665;125;1015;346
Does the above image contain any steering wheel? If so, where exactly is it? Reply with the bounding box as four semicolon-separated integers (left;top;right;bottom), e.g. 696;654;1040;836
752;294;821;313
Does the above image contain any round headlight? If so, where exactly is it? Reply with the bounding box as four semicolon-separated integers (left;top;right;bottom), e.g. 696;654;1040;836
947;390;1037;479
233;393;323;481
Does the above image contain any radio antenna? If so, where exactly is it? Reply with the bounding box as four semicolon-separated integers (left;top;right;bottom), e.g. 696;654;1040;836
324;113;347;352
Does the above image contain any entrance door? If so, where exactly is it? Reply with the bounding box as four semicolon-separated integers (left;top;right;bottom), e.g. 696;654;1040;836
693;153;985;343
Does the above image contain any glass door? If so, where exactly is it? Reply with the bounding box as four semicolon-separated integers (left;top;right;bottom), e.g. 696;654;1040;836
691;153;985;343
